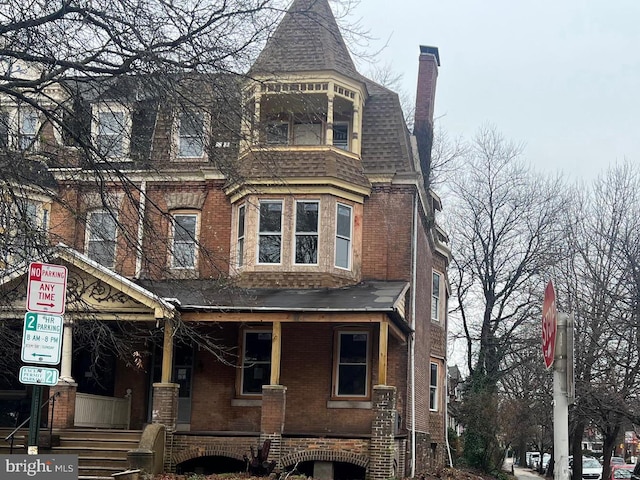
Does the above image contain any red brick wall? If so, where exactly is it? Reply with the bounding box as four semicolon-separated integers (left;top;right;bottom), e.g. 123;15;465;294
187;322;408;435
361;186;414;281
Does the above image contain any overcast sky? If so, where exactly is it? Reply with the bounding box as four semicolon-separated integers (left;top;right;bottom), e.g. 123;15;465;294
349;0;640;182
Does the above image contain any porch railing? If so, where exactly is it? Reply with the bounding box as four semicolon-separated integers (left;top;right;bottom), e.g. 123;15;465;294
74;390;131;429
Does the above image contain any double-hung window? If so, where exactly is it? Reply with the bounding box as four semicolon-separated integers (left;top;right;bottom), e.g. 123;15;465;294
171;213;198;269
430;362;439;411
236;204;246;267
258;201;282;264
86;210;117;268
178;111;205;158
295;201;319;264
96;110;127;158
335;203;352;269
241;330;272;395
432;272;441;321
19;109;38;151
334;331;369;398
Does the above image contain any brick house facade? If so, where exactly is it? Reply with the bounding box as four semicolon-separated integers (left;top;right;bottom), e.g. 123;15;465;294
0;1;450;478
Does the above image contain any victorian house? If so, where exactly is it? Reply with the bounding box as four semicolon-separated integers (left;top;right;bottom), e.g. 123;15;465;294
0;1;450;479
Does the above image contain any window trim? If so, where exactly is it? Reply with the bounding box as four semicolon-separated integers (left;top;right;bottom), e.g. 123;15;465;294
432;271;442;322
91;103;131;161
236;204;246;268
332;329;371;400
335;203;353;270
430;361;439;411
170;211;200;270
257;200;283;265
294;200;320;265
18;108;39;151
238;328;272;397
176;109;208;159
85;209;118;268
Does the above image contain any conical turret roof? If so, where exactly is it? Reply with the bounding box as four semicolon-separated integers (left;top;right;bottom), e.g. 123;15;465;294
250;0;359;79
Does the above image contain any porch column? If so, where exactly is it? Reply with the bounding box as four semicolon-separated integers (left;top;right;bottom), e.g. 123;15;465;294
270;321;281;385
59;319;74;382
352;92;361;153
261;385;286;468
152;317;178;432
50;318;77;428
253;93;262;144
378;321;389;385
368;385;397;480
326;93;335;145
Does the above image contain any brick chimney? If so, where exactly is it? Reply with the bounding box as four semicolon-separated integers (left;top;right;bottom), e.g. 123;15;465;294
413;45;440;184
414;45;440;132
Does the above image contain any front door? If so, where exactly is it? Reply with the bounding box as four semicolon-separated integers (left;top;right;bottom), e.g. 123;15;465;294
173;343;194;428
148;342;194;428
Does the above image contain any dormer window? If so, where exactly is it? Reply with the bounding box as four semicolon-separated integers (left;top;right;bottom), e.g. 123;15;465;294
178;111;205;158
0;111;9;149
93;105;130;160
18;109;38;151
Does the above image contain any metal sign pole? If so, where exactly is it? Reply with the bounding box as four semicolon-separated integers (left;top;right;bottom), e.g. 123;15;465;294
554;312;570;480
27;385;42;454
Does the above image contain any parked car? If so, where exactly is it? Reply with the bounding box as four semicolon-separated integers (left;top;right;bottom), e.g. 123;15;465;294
611;458;627;466
610;464;634;480
570;456;603;480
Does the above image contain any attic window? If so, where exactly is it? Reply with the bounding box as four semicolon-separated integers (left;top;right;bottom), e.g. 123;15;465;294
93;106;130;160
266;122;289;145
178;111;205;158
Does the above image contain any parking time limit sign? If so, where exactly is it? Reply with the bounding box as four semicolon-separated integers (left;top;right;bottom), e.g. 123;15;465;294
26;262;68;315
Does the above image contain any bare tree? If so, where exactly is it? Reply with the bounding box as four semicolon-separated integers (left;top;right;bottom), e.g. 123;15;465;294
447;125;570;470
555;163;640;477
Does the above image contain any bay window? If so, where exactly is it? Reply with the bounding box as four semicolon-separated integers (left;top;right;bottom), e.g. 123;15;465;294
295;201;319;264
258;200;282;264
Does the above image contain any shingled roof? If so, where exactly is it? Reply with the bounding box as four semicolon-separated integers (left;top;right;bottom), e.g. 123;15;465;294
250;0;359;79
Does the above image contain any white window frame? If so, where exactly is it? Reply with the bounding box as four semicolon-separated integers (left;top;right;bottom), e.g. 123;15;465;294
334;330;370;399
432;271;442;321
92;104;131;161
18;108;39;151
177;110;207;159
430;362;439;411
170;212;199;270
335;203;352;270
257;200;283;265
240;329;272;396
236;204;246;267
332;122;349;150
294;200;319;265
85;209;118;268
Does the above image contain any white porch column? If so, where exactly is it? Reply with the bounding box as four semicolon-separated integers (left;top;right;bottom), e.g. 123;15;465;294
59;318;74;383
326;93;335;145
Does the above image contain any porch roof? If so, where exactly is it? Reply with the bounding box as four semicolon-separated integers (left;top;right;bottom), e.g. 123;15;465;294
138;279;411;330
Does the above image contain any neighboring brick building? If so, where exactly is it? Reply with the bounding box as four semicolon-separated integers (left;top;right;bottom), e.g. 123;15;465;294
0;1;450;479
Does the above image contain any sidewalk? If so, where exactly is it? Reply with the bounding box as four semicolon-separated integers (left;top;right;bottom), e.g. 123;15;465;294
504;457;545;480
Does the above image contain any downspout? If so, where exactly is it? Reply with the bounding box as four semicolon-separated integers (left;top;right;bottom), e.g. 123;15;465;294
410;193;418;477
134;180;146;279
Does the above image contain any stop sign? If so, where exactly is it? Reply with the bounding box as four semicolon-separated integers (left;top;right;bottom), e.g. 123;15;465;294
542;280;557;369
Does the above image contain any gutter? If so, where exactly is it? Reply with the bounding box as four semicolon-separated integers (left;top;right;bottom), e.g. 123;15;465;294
410;192;418;477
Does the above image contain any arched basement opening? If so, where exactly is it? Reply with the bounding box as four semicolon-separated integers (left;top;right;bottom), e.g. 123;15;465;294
176;455;247;475
288;461;366;480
